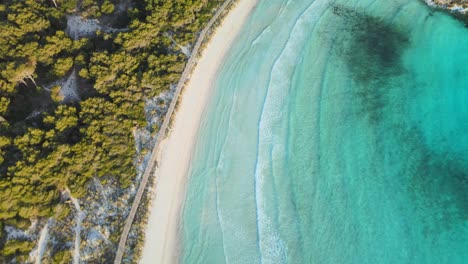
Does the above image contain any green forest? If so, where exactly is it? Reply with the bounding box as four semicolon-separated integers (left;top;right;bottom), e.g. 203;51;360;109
0;0;223;261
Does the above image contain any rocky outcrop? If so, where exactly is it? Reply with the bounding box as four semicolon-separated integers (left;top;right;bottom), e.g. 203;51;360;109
425;0;468;14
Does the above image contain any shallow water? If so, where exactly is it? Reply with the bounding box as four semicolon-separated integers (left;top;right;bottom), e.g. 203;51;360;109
181;0;468;263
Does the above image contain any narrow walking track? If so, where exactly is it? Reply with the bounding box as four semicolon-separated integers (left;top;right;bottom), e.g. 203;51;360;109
113;1;234;263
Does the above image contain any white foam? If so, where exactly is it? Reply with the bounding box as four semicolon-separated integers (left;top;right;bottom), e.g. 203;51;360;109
253;0;324;262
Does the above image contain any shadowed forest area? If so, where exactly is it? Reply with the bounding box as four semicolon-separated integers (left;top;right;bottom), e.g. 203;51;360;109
0;0;222;261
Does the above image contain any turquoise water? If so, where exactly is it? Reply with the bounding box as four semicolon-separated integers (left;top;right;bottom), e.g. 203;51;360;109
181;0;468;263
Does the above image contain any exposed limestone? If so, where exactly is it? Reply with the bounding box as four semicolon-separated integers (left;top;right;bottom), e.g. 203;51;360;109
425;0;468;15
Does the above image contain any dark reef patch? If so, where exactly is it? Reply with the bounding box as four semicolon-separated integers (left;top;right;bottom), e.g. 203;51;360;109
328;5;467;234
330;5;410;123
331;5;410;83
393;126;468;233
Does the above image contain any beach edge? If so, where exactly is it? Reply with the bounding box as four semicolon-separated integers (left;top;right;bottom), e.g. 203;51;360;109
139;1;257;263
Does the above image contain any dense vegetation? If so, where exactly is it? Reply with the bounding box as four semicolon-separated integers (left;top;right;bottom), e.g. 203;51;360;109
0;0;222;261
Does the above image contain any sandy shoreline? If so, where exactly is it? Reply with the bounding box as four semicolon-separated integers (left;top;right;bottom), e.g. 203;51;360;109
139;1;256;263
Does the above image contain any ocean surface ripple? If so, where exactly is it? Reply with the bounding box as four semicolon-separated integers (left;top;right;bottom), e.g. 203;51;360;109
181;0;468;263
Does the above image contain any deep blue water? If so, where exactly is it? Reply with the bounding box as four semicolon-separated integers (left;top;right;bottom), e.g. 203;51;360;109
181;0;468;263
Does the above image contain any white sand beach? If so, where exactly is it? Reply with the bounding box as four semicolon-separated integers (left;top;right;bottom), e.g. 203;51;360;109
139;1;257;263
